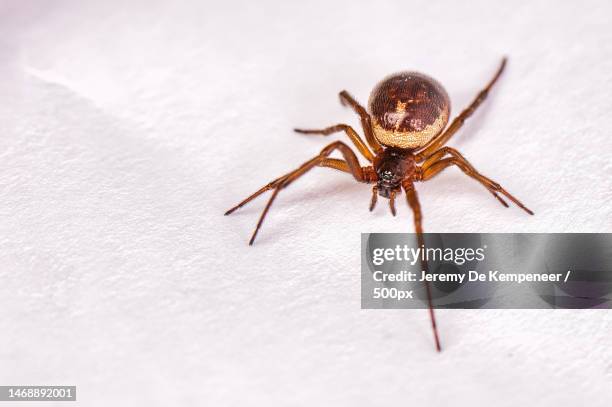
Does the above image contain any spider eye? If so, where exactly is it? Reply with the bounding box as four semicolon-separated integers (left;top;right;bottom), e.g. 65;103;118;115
381;170;393;180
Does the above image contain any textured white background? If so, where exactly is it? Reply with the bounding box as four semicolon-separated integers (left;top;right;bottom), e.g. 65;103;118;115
1;1;611;406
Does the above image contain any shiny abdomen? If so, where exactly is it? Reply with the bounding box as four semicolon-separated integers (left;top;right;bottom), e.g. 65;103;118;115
368;72;450;150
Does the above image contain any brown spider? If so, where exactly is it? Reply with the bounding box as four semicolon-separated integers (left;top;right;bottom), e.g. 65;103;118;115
225;58;533;351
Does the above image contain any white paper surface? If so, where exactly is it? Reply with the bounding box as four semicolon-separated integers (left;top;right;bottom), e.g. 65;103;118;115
1;1;611;406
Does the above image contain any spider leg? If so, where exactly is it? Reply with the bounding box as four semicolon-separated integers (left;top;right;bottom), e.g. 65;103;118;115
402;182;442;352
420;153;534;215
421;146;510;208
294;124;374;162
224;176;283;216
225;141;375;245
416;58;507;161
389;190;397;216
403;182;424;234
224;158;355;216
369;186;378;212
338;90;384;154
317;157;352;172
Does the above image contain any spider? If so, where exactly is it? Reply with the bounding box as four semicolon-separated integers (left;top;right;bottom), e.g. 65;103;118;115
226;57;532;240
225;58;533;350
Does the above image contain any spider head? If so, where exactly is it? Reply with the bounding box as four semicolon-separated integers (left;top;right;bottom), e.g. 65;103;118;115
375;148;410;198
376;169;402;198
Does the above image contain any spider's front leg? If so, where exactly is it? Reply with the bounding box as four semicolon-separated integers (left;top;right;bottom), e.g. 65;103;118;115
402;180;424;234
419;147;533;215
420;146;510;208
225;141;376;245
402;180;442;352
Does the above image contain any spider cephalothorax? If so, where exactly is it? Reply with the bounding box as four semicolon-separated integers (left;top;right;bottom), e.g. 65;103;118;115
226;58;533;352
374;147;415;199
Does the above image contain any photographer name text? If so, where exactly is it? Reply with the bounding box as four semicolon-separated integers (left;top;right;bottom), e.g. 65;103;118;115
372;269;572;284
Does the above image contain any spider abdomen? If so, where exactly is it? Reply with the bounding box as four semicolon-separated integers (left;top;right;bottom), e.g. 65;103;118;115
368;72;450;150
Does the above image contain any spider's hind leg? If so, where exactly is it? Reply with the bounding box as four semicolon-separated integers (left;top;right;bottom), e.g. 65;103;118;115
294;124;374;162
416;58;507;160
